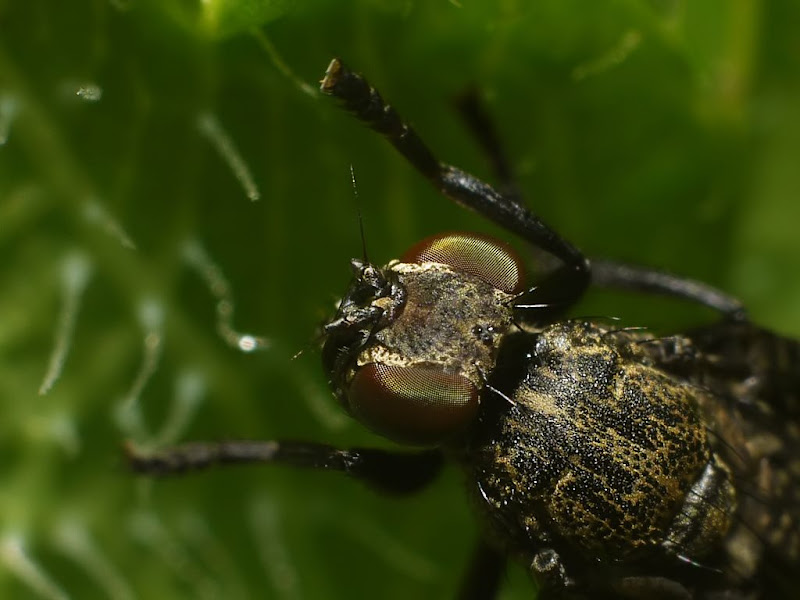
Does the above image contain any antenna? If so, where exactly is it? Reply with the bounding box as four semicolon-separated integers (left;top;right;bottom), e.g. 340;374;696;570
350;164;369;264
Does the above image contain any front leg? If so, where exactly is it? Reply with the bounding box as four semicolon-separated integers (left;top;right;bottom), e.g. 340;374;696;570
125;440;443;496
456;538;506;600
529;548;574;597
529;551;697;600
320;58;591;316
612;577;692;600
530;551;693;600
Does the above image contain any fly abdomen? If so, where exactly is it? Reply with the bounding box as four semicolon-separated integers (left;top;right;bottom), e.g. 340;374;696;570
657;321;800;588
663;454;737;564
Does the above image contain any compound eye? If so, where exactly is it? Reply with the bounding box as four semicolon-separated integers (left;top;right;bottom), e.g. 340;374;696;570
348;363;479;445
401;232;525;294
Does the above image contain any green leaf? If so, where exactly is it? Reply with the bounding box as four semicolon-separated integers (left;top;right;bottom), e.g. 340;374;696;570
199;0;293;38
1;1;799;598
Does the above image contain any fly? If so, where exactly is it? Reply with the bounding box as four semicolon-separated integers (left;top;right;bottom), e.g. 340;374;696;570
126;59;800;599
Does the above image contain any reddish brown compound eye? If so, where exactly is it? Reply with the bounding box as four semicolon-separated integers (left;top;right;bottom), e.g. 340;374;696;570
401;232;526;294
348;363;479;445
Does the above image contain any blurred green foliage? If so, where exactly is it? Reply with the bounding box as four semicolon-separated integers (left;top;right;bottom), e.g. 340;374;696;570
1;1;799;598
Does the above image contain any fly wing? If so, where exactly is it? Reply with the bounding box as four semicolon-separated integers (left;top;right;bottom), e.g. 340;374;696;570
686;321;800;420
653;321;800;596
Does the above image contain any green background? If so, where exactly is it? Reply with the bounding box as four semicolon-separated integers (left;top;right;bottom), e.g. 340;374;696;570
1;1;799;598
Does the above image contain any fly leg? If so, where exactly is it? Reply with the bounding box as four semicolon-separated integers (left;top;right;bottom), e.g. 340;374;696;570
456;538;506;600
590;259;746;320
125;440;443;496
452;87;523;205
452;87;747;322
320;58;590;318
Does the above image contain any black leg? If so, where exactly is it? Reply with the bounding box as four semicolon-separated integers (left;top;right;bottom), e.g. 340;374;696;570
320;59;756;323
452;88;749;322
320;58;590;314
452;88;522;204
125;440;443;496
456;538;506;600
590;259;747;320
